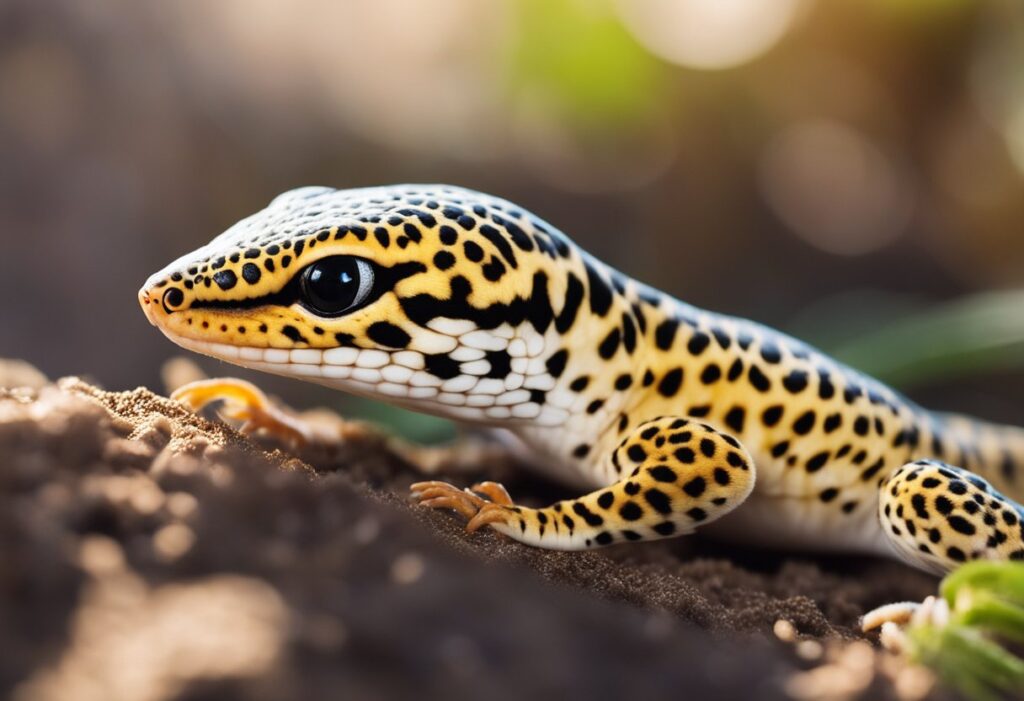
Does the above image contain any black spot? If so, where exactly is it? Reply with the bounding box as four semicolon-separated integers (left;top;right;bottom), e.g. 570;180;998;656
614;499;638;521
403;222;423;242
463;240;484;262
861;459;885;480
367;322;411;348
674;448;696;464
760;343;781;364
912;494;929;519
700;438;716;458
621;313;637;353
687;507;707;522
854;417;870;436
213;270;237;290
586;400;604;414
701;364;722;385
713;468;730;486
573;444;591;459
648;466;676;483
241;262;261;284
762;406;784;427
818;371;836;400
644;488;672;514
947;546;966;562
658;368;684;397
724;407;746;433
281;325;307;344
771;442;790;458
783;370;809;393
687;331;711;356
726;452;746;468
935;495;954;515
947;516;976;535
594;532;613;546
712;328;731;350
682;476;706;497
482;257;507;281
793;411;816;435
748;365;771;392
584;261;613;316
806;451;830;473
819;488;839;503
572;502;604;527
545;349;569;378
823;414;842;433
627;445;648;463
728;359;744;381
653;522;675;536
598;328;621;359
555;274;585;334
615;374;633;391
424;354;461;380
570;376;590;392
654;319;679;350
485;350;512;378
439;225;457;245
433;251;456;270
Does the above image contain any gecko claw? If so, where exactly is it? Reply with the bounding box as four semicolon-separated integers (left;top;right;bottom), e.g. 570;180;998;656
466;503;514;533
411;480;515;533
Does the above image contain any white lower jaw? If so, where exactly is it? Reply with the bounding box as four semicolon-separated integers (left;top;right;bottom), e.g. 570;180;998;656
155;328;568;427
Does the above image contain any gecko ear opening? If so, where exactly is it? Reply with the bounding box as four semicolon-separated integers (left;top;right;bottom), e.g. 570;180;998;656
299;256;376;317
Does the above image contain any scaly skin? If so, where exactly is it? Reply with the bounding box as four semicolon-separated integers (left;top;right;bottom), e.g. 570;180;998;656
138;185;1024;571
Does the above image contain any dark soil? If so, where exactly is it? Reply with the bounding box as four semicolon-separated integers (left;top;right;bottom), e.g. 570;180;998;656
0;367;952;701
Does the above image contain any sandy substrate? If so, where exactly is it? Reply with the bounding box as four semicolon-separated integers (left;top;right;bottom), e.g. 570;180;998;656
0;365;952;701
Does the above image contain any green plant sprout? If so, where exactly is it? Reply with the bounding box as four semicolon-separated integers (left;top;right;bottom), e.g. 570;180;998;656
894;562;1024;701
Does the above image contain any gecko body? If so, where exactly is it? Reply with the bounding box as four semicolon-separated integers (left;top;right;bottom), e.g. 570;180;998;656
139;185;1024;572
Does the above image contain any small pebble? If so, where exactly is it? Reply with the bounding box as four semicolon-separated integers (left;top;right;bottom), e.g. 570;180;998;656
391;553;425;585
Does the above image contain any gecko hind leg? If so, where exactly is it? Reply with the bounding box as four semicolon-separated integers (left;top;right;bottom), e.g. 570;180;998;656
412;416;756;550
878;459;1024;575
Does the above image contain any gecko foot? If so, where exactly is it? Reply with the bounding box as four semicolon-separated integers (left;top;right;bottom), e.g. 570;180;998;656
410;480;516;532
171;378;315;446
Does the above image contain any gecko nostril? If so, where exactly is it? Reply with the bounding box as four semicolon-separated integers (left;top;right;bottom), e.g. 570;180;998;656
162;287;185;312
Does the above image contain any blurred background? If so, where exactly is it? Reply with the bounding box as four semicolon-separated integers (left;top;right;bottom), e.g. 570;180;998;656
3;0;1024;440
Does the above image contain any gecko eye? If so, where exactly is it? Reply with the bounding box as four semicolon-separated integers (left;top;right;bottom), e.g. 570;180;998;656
300;256;375;316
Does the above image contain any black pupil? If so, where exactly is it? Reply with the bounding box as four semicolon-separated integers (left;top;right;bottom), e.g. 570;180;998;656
301;257;362;314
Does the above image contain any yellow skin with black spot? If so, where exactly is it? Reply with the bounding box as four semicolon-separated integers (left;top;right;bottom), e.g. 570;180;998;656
139;185;1024;572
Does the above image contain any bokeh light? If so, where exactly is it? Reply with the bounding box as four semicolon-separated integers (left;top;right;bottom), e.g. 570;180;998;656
615;0;805;70
758;120;914;256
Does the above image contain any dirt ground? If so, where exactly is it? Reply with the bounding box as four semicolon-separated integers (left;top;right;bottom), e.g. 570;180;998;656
0;361;954;701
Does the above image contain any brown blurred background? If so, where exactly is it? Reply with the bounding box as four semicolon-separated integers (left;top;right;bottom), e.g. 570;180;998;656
2;0;1024;440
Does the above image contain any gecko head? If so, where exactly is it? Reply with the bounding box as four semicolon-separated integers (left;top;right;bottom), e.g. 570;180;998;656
139;184;578;423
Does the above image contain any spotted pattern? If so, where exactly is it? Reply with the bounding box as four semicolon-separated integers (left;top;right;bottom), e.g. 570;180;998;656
879;460;1024;574
480;417;754;550
140;184;1024;572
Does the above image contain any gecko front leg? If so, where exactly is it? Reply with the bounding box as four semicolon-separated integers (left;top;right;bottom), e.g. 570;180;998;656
412;416;756;550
